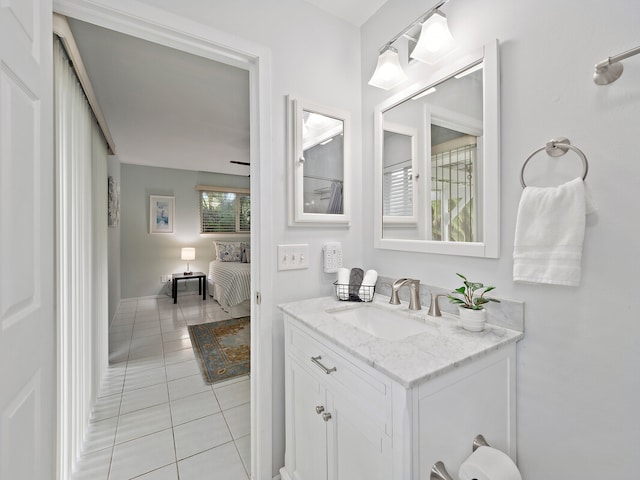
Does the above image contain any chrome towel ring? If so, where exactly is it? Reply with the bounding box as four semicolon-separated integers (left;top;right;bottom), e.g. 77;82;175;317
520;137;589;188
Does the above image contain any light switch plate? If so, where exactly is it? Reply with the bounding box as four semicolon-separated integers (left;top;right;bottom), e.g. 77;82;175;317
277;244;309;271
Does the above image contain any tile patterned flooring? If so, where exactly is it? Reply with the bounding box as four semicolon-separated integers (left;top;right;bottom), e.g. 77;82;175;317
72;295;251;480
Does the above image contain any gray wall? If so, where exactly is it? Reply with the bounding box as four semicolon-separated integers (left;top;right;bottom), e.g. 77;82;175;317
107;155;121;323
120;164;249;298
362;0;638;478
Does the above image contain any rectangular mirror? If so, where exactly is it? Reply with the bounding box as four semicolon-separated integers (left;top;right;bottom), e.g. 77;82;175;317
288;96;351;226
374;40;500;257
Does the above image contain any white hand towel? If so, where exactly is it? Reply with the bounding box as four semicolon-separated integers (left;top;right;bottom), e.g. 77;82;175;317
358;270;378;301
336;268;350;300
513;177;595;286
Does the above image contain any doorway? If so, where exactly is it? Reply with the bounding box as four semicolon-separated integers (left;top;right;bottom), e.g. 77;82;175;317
53;2;273;479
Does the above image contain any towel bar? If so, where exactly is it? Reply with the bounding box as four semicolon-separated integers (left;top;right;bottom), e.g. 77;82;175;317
430;435;492;480
520;137;589;188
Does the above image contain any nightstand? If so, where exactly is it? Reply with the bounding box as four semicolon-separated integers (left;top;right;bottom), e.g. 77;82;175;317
172;272;207;304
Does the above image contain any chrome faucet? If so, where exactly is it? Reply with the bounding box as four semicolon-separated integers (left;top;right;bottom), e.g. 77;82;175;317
389;278;421;310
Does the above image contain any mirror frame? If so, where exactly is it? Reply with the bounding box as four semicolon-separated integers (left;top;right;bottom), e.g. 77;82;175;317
287;95;351;227
374;40;500;257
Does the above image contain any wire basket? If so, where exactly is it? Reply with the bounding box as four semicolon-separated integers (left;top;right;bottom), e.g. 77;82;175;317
333;281;375;302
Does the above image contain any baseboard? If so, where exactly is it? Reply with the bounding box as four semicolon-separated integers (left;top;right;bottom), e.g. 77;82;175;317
120;291;203;301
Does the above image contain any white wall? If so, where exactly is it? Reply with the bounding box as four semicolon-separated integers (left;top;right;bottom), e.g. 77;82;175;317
362;0;639;477
120;164;250;298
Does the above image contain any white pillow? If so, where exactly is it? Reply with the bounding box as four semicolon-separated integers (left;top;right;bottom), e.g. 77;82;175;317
214;241;242;262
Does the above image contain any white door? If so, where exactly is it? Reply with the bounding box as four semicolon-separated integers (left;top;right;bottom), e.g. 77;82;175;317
326;390;392;480
0;0;56;478
290;359;327;480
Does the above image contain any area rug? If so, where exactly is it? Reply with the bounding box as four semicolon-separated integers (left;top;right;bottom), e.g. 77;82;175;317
188;317;250;384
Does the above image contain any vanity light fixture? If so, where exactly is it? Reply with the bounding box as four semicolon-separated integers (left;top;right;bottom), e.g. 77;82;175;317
181;247;195;275
368;46;407;90
368;0;453;90
409;10;455;65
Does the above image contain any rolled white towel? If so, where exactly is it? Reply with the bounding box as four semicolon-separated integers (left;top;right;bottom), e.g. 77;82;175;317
336;267;350;300
358;270;378;301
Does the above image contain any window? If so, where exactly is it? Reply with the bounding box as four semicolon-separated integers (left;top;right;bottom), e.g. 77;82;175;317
383;163;413;216
199;187;250;234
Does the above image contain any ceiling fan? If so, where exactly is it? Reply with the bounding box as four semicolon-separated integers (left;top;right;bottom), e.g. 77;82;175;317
230;160;251;177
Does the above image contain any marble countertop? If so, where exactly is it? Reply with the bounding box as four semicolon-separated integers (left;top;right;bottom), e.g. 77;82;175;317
278;295;524;388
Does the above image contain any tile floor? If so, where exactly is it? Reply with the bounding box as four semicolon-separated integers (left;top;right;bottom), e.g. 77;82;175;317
72;294;251;480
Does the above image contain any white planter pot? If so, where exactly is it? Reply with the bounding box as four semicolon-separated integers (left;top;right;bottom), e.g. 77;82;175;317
458;307;487;332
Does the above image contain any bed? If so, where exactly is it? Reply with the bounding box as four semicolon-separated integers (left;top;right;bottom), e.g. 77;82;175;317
208;260;251;318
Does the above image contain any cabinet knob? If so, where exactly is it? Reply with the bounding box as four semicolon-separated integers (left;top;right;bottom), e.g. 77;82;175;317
322;412;332;422
315;405;325;414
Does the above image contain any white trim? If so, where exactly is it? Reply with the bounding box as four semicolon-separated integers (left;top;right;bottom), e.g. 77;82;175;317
52;13;116;154
51;2;274;478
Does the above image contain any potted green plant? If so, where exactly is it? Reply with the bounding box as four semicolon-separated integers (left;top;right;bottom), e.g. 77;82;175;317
448;273;500;331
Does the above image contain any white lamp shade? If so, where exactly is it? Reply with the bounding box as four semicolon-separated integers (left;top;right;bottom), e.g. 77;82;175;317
181;247;195;261
368;47;407;90
410;11;455;65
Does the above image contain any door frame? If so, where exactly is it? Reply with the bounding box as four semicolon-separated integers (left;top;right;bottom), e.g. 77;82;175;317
52;1;274;478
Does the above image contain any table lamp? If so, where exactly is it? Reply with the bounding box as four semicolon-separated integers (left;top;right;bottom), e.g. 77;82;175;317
181;247;195;275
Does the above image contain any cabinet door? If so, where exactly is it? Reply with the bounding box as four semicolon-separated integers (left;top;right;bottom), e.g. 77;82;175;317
326;390;393;480
289;359;328;480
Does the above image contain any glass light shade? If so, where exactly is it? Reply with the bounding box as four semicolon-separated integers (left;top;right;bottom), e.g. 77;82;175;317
368;47;407;90
181;247;195;261
410;11;455;65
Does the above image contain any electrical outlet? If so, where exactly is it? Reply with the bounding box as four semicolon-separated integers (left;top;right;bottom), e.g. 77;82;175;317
277;244;309;271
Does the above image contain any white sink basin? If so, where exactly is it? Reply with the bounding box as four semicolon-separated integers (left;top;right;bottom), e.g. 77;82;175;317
327;304;432;341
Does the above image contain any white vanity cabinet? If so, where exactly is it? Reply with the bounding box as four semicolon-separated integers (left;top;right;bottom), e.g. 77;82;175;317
280;306;519;480
282;318;393;480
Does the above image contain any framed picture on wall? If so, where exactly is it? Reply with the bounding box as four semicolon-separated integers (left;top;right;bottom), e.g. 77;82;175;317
108;176;120;227
150;195;175;234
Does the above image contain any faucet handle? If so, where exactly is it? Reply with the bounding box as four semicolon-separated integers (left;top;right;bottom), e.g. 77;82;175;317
428;293;447;317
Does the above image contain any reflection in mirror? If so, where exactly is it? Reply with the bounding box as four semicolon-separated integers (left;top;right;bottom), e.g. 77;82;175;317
382;61;483;242
383;123;417;223
288;96;351;226
430;124;481;242
374;41;499;257
302;111;344;214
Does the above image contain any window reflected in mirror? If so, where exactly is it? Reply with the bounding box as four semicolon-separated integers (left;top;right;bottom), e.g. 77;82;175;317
431;124;479;242
383;123;417;222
